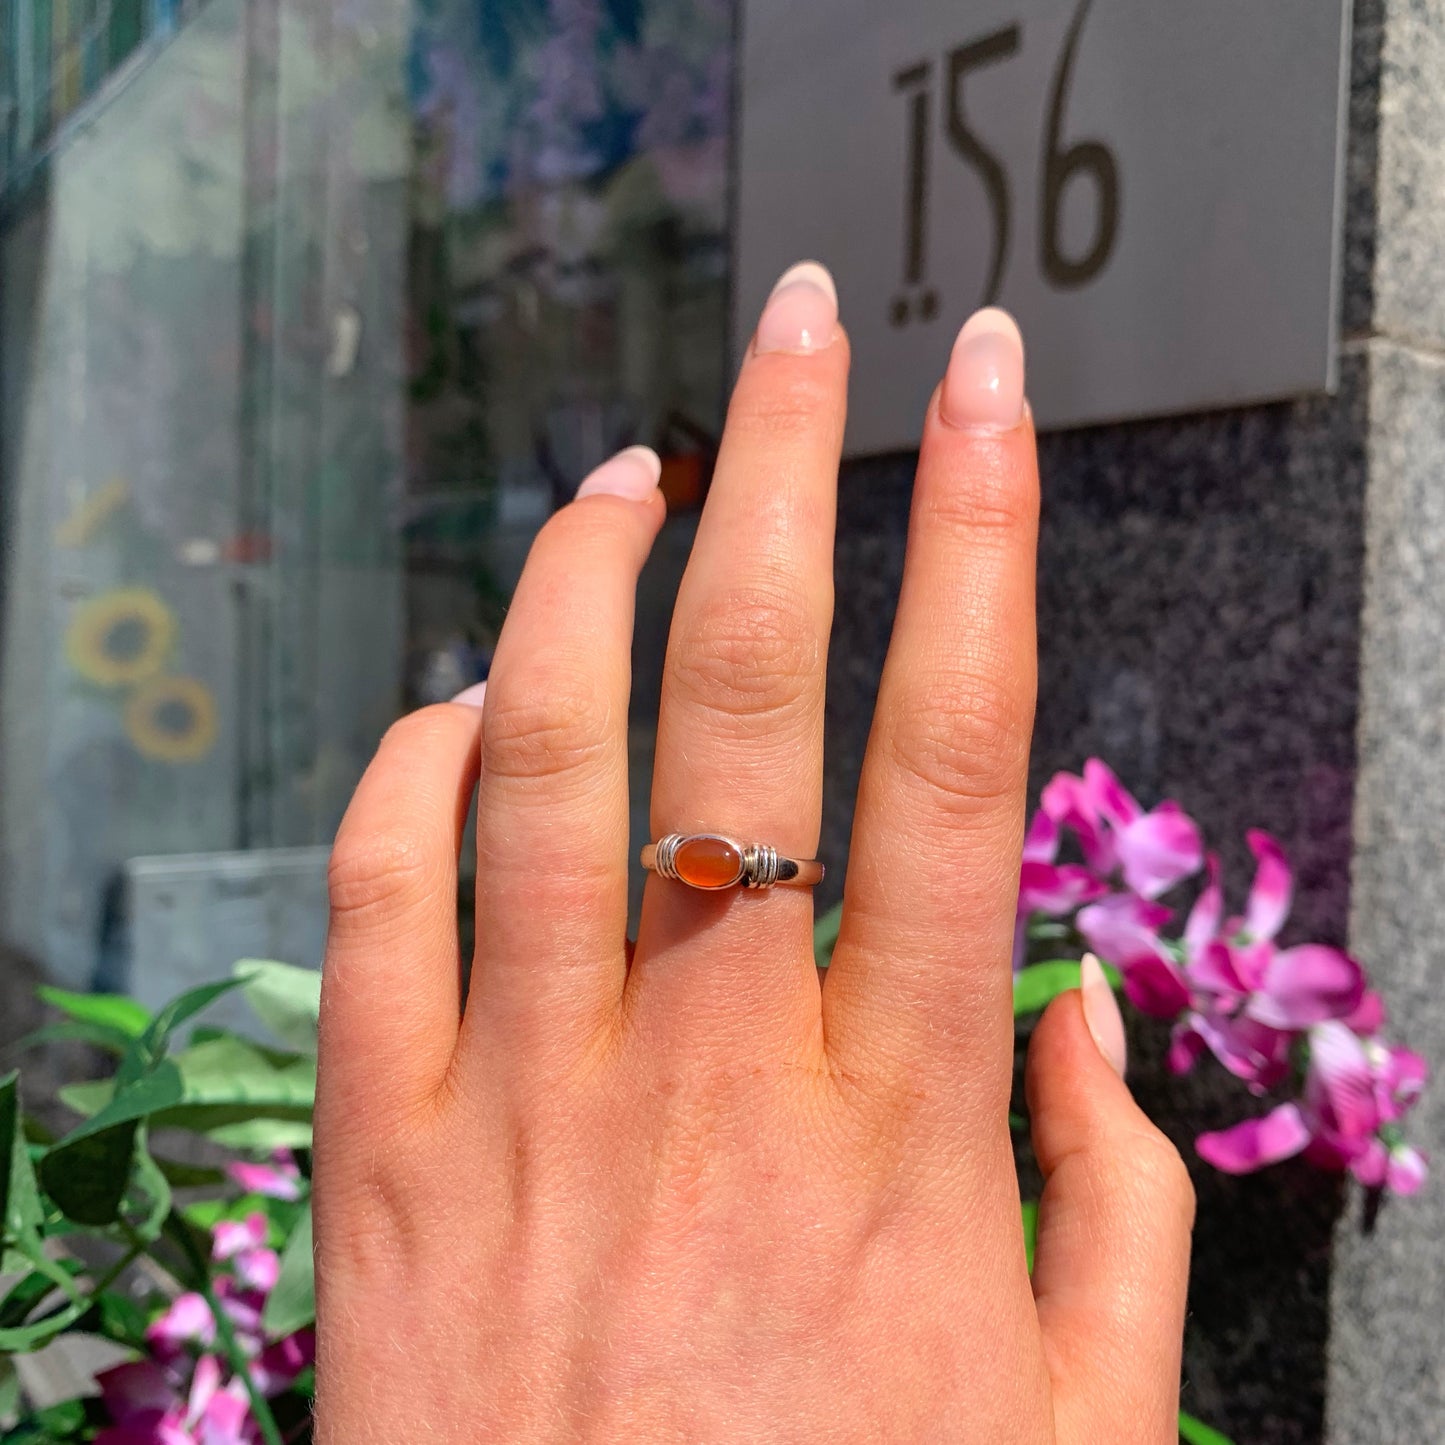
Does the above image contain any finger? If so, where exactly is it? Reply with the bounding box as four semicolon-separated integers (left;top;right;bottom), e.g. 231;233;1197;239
632;261;848;1036
320;698;485;1111
823;308;1037;1095
461;448;665;1063
1028;958;1195;1444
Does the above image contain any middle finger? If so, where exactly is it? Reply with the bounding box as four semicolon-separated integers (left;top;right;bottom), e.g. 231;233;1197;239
631;262;849;1042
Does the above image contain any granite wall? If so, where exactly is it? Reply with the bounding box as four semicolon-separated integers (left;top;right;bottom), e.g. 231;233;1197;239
819;0;1443;1438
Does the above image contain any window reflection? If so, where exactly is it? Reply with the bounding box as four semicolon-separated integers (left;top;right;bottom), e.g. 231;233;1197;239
0;0;731;1005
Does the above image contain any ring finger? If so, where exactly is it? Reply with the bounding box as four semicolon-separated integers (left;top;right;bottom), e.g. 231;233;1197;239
631;262;849;1041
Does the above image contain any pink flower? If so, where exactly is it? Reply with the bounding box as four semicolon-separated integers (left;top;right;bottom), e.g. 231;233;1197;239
1013;809;1109;969
1197;1020;1429;1195
226;1152;301;1202
1041;760;1203;899
95;1354;258;1445
146;1293;215;1357
252;1328;317;1395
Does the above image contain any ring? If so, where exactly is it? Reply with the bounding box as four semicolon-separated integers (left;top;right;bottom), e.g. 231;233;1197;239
641;833;824;891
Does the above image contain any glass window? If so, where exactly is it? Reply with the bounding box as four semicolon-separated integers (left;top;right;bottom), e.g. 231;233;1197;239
0;0;731;1006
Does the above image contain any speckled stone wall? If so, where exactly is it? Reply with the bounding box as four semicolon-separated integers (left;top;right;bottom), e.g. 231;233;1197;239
820;0;1444;1438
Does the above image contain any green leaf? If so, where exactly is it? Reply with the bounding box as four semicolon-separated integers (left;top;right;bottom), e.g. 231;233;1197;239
168;1035;316;1115
262;1202;315;1337
74;1288;150;1351
1008;1111;1028;1131
0;1072;17;1245
1013;959;1122;1017
1179;1410;1235;1445
56;1079;112;1119
0;1260;83;1328
35;987;151;1038
1021;1200;1039;1274
236;960;321;1053
202;1118;313;1150
812;903;842;968
39;1062;184;1225
0;1396;104;1442
0;1292;95;1351
116;978;246;1088
13;1019;137;1055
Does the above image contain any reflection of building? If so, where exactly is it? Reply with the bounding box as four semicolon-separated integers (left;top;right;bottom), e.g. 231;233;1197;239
0;0;412;988
2;0;214;196
0;0;730;992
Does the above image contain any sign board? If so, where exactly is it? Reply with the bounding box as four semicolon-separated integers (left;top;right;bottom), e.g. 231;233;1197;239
733;0;1352;451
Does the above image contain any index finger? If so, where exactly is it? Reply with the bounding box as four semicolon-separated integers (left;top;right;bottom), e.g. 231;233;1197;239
822;309;1038;1100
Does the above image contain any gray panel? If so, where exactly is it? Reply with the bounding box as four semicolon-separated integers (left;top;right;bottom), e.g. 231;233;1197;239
735;0;1352;449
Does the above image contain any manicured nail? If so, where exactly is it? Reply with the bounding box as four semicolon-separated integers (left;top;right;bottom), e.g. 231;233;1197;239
1080;953;1127;1078
451;681;488;709
940;306;1025;430
575;446;662;501
755;261;838;355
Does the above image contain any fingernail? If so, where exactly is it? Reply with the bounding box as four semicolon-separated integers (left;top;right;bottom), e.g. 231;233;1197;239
451;681;488;709
1080;953;1127;1078
755;260;838;355
575;446;662;501
940;306;1025;430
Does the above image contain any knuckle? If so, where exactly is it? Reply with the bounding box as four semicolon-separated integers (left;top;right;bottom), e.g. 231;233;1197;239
1130;1129;1197;1229
884;673;1029;812
482;674;613;785
920;455;1038;540
729;365;840;446
328;827;437;923
670;585;818;720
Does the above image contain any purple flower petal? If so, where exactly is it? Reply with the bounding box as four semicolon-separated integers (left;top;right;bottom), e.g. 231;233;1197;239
96;1361;180;1421
1168;1020;1209;1075
1076;893;1172;969
1115;805;1204;900
233;1246;281;1294
1022;809;1059;864
1349;1137;1389;1188
1246;945;1366;1029
1017;861;1109;917
1196;1104;1311;1174
1121;952;1191;1020
1186;940;1250;1002
1374;1043;1429;1122
1243;830;1293;942
1306;1021;1380;1141
1040;771;1114;873
227;1159;301;1202
1083;758;1142;828
1387;1144;1428;1196
1344;989;1388;1036
1183;854;1223;957
1189;1012;1294;1091
147;1292;215;1350
212;1213;268;1262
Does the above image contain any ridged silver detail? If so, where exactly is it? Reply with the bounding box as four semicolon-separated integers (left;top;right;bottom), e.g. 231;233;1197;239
742;843;780;889
653;832;685;882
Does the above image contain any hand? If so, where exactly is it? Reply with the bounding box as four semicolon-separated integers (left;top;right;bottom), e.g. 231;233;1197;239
314;263;1194;1442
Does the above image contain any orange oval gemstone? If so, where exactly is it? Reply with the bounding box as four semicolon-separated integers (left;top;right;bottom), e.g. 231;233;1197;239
673;835;743;889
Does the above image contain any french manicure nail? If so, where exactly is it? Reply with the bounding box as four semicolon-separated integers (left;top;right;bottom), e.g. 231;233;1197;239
755;260;838;355
575;445;663;501
451;681;488;709
1080;953;1127;1078
940;306;1025;430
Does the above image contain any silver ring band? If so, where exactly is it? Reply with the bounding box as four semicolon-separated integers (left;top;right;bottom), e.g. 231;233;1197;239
641;833;824;891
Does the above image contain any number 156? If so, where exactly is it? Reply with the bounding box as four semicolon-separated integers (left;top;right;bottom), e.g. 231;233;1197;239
891;0;1120;327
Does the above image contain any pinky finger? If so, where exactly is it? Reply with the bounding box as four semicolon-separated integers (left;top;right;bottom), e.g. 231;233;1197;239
1026;957;1196;1444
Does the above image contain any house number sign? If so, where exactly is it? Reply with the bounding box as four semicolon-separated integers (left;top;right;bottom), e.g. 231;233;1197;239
733;0;1352;451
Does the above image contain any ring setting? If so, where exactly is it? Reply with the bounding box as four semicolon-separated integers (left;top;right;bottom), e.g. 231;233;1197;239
642;833;824;891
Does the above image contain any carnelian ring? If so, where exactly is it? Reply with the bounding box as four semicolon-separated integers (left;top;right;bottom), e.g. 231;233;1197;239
641;833;824;891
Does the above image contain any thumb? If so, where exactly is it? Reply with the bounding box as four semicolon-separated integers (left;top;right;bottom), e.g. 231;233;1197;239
1026;955;1195;1445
